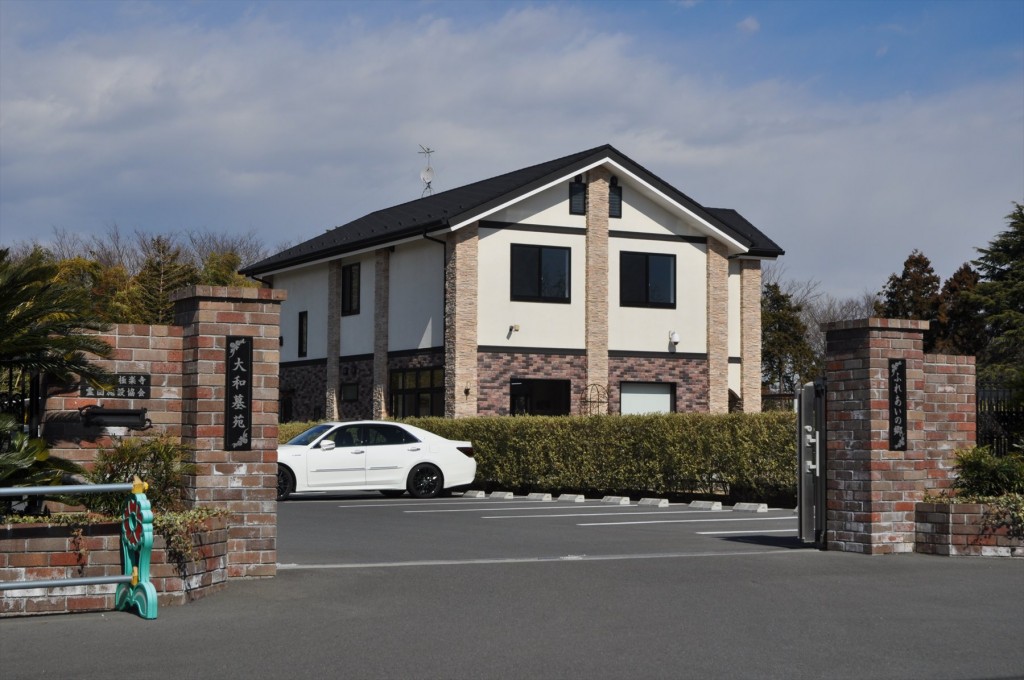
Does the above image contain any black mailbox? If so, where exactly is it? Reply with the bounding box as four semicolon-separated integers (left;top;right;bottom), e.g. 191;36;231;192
79;405;151;430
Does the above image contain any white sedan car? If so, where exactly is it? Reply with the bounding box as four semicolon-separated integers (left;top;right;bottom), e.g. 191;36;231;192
276;421;476;500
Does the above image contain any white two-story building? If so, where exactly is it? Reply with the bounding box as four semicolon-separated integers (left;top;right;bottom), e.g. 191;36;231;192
241;145;783;420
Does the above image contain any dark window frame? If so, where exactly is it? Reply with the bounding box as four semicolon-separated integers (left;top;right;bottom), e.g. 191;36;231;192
340;382;359;402
389;366;445;418
620;251;677;309
341;262;360;316
510;378;572;416
510;244;572;304
609;176;622;219
569;175;587;215
297;311;308;358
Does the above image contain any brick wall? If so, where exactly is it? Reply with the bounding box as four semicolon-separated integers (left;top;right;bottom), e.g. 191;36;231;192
477;351;588;416
822;318;976;554
608;355;709;413
915;502;1023;557
1;518;228;616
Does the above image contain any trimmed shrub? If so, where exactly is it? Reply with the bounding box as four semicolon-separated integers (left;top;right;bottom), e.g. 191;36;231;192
952;446;1024;497
401;412;797;503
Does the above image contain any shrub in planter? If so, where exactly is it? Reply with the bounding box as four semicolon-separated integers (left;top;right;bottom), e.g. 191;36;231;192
79;436;196;516
952;446;1024;497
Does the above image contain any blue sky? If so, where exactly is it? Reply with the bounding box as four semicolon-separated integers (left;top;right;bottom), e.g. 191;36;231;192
1;0;1022;298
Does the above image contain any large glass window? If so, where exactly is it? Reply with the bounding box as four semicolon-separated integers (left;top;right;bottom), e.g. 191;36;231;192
342;262;360;316
390;367;444;418
511;244;571;303
620;252;676;308
510;379;571;416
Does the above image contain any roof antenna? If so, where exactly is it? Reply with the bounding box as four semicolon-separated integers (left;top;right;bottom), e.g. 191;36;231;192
419;145;435;197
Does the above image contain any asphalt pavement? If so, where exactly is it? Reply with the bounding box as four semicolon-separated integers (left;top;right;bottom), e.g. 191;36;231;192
2;494;1022;680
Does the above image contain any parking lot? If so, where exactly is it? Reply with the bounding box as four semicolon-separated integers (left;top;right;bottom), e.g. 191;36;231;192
3;492;1023;680
277;492;803;568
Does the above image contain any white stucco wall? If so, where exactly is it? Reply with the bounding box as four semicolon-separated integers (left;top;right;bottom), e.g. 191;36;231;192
389;240;445;352
608;239;707;353
488;182;587;229
339;254;375;357
274;264;328;362
477;225;586;349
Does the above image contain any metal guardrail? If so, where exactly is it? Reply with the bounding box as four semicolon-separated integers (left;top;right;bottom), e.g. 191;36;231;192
0;477;158;619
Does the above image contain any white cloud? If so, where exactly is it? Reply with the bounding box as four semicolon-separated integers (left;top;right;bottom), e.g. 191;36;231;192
0;5;1021;299
737;16;761;34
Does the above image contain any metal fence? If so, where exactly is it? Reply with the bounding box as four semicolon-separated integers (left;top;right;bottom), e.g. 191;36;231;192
977;382;1024;457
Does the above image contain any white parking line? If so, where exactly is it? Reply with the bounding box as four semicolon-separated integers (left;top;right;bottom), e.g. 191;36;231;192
697;529;798;535
409;505;649;514
579;516;798;527
276;548;810;570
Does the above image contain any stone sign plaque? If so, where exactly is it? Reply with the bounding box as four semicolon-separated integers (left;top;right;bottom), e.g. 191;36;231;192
80;374;151;399
225;336;253;451
888;358;907;451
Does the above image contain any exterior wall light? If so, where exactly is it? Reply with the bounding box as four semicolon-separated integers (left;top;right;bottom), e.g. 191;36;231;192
669;331;680;346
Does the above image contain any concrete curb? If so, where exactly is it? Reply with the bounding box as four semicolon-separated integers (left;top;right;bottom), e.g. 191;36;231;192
638;498;669;508
558;494;585;503
462;490;487;498
601;496;631;505
733;502;768;513
490;491;514;500
689;500;723;510
526;493;553;501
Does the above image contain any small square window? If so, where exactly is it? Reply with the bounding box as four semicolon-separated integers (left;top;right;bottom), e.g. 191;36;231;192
511;244;571;303
340;383;358;402
620;252;676;308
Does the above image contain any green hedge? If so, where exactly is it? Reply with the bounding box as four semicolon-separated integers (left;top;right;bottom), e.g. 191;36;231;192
278;413;798;504
404;413;797;504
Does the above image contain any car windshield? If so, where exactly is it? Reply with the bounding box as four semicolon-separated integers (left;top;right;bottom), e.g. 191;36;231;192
286;424;334;446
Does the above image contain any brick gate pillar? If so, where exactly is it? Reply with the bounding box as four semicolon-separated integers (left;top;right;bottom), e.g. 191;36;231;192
173;286;286;577
822;318;975;554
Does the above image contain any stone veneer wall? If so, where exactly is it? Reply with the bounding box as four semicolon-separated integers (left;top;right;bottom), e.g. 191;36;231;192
823;318;975;554
607;355;709;414
445;225;479;417
477;351;588;416
280;361;327;422
739;260;762;412
373;249;390;418
585;168;611;406
915;502;1023;557
705;240;730;413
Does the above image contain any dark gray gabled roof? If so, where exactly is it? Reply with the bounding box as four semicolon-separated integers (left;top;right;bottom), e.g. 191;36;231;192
241;144;783;276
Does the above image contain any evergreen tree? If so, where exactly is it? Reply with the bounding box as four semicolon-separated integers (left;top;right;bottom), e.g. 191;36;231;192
932;263;985;356
128;236;199;325
971;203;1024;383
876;249;941;350
761;282;818;392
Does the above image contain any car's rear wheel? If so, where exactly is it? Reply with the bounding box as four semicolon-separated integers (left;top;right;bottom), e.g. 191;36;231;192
277;466;295;501
379;489;405;498
407;464;444;499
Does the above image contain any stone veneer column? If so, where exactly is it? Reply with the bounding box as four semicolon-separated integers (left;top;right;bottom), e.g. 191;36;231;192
585;168;610;410
372;249;390;419
445;225;478;418
705;240;730;413
739;259;762;412
325;260;341;420
172;285;285;578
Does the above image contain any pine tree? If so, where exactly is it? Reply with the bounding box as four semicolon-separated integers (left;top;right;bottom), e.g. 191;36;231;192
971;203;1024;383
932;263;985;355
876;249;941;350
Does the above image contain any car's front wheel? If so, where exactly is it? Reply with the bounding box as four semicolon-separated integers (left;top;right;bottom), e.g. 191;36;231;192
407;463;444;499
277;466;295;501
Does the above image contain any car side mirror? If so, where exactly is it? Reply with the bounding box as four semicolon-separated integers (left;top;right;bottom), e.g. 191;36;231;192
320;440;336;451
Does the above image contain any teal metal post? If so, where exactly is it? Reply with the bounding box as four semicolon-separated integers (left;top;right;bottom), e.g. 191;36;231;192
115;478;158;620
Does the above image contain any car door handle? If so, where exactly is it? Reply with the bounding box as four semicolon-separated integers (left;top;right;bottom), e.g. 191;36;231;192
351;449;365;454
407;447;420;452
